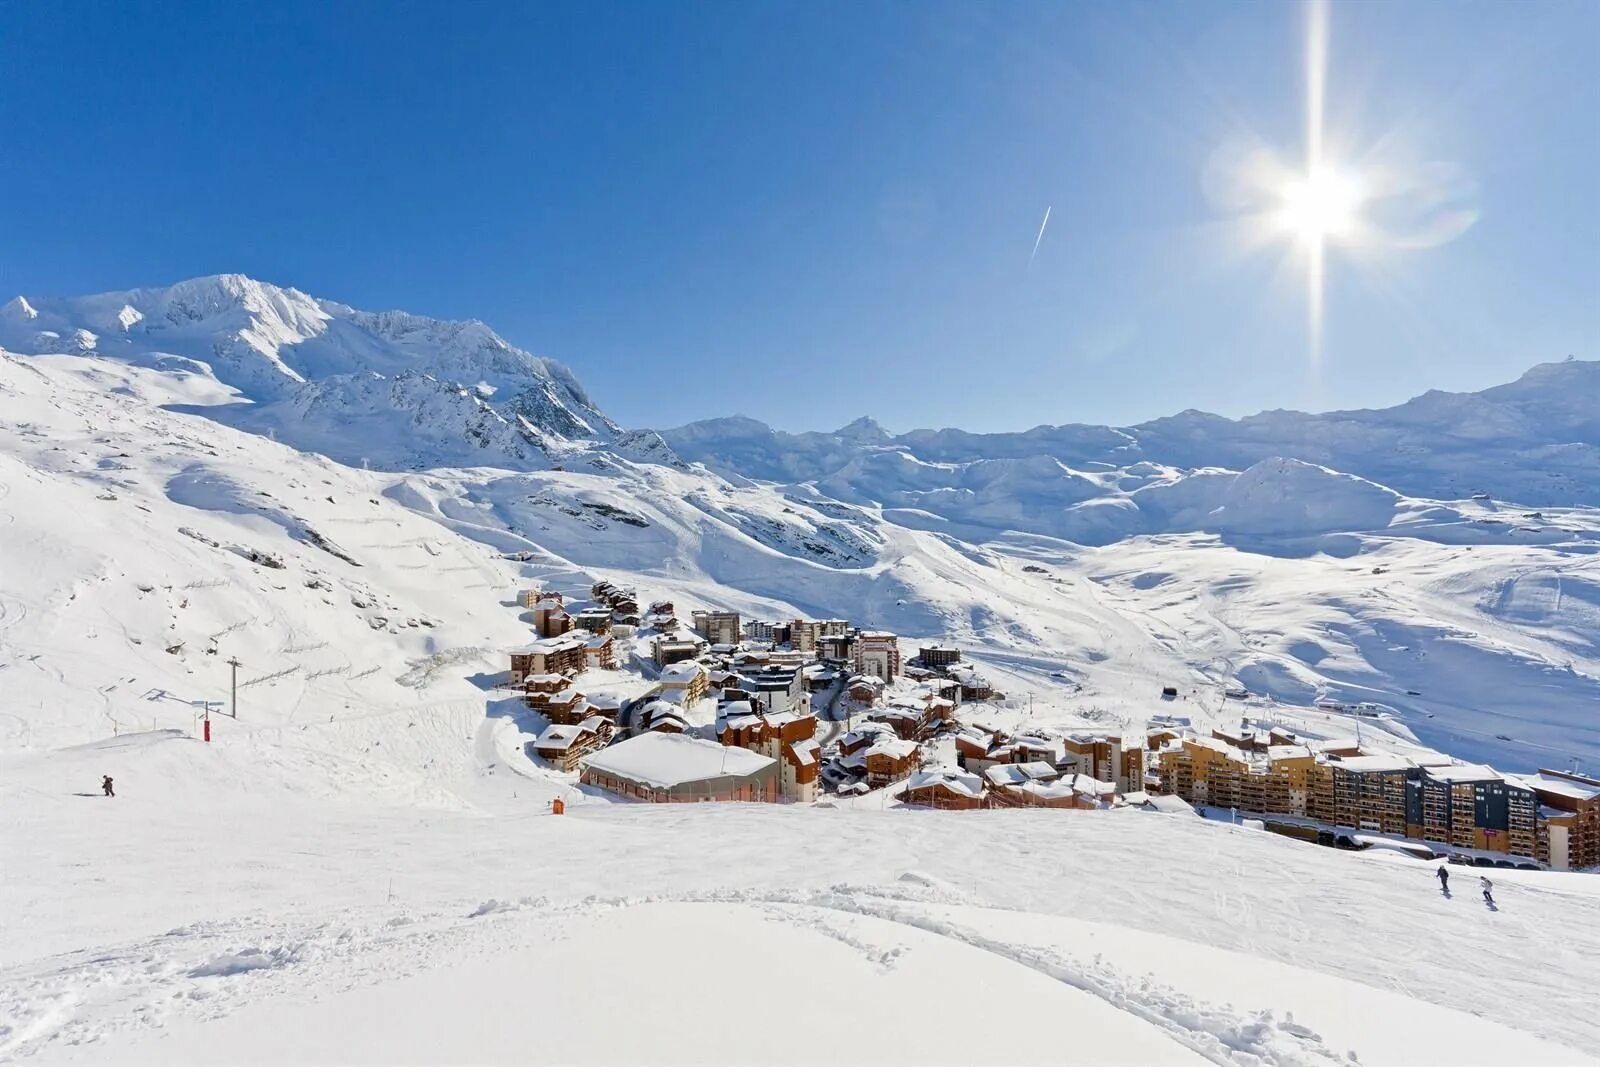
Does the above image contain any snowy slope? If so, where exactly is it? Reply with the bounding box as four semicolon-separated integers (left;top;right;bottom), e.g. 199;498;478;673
4;277;1600;1063
4;743;1598;1064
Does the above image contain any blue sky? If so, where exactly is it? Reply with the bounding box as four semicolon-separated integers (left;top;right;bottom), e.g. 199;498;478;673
1;0;1595;433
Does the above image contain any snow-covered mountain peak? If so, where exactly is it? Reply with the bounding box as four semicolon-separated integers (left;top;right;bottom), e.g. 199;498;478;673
834;415;891;443
2;294;39;320
0;274;622;472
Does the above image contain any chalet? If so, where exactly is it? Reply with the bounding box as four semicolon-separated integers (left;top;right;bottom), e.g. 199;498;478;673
1007;773;1116;810
584;694;623;722
530;687;589;725
533;596;573;638
802;665;837;693
983;762;1061;790
590;580;616;601
948;664;996;702
509;634;588;683
899;769;986;810
519;588;546;609
531;715;612;772
993;733;1064;767
580;732;780;803
1146;728;1181;751
923;695;956;727
840;736;921;788
645;611;678;631
636;699;691;734
954;726;1003;773
847;675;883;707
523;672;567;696
784;739;822;802
866;704;924;740
707;669;748;695
573;608;614;634
838;723;896;758
657;660;709;707
583;633;616;671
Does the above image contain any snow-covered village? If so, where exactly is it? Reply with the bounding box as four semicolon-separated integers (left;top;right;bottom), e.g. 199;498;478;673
5;1;1600;1064
504;581;1600;872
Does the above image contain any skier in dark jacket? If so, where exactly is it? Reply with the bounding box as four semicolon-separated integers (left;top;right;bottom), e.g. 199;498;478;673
101;775;114;798
1436;865;1450;892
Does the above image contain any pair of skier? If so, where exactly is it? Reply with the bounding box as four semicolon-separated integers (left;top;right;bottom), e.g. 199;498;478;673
1435;864;1493;905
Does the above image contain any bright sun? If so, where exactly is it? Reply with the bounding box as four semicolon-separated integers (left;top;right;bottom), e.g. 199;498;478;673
1279;167;1362;243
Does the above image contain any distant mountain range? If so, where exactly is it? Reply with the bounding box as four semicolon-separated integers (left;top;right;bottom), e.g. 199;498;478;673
658;359;1600;509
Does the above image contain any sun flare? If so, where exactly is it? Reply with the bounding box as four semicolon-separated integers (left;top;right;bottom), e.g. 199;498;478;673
1279;166;1362;244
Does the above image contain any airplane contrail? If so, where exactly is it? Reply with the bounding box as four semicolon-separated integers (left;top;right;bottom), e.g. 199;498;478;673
1029;205;1052;264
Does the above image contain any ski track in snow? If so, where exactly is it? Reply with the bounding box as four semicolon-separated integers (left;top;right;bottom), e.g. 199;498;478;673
0;885;1377;1066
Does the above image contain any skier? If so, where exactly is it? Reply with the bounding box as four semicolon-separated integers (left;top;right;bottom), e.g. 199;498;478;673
1435;865;1450;893
101;775;115;798
1480;875;1494;906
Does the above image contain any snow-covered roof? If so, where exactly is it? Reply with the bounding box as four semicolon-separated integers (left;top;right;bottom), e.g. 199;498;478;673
904;769;984;798
1267;745;1313;761
788;739;821;767
583;732;775;789
1332;754;1414;774
868;738;919;760
984;762;1059;787
1422;763;1503;784
659;661;707;685
1517;771;1600;802
535;719;602;751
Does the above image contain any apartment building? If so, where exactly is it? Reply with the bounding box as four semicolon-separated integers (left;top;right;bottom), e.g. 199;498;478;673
852;631;901;684
692;610;742;646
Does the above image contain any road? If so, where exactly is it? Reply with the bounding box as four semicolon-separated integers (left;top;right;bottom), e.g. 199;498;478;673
817;673;849;747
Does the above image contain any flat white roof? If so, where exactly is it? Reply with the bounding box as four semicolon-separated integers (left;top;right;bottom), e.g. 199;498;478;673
1518;772;1600;802
1333;754;1415;774
1423;763;1502;784
583;732;775;789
